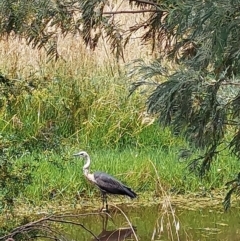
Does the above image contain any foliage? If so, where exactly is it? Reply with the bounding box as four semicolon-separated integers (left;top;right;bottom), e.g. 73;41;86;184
223;172;240;211
0;147;33;211
2;0;240;174
129;64;236;176
126;0;240;177
0;0;82;60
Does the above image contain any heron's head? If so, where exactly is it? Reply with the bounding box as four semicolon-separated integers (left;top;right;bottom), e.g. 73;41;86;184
73;151;89;159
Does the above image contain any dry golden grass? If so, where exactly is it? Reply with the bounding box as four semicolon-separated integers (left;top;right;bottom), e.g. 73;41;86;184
0;0;154;77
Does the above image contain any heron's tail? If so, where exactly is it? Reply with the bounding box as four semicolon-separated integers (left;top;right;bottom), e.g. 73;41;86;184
124;186;137;199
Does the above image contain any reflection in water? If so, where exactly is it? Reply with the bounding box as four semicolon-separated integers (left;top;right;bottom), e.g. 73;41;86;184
90;227;136;241
90;214;137;241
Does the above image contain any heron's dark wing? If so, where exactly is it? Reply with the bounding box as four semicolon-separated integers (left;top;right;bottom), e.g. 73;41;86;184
94;171;137;198
94;171;124;190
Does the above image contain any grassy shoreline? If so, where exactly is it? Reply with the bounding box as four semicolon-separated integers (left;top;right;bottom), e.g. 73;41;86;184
1;145;239;207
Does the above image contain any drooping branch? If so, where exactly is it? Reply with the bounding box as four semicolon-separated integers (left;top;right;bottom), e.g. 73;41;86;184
224;173;240;211
129;58;240;176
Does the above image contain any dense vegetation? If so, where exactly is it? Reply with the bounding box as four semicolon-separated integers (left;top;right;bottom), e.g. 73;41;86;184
1;0;240;173
0;39;239;215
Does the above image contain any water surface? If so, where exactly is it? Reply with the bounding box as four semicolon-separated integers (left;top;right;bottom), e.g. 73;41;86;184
57;203;240;241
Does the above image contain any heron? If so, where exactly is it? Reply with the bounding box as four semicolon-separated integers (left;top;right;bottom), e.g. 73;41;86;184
73;151;137;212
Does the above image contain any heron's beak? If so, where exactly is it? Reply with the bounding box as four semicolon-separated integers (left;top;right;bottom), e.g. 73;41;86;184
73;152;81;156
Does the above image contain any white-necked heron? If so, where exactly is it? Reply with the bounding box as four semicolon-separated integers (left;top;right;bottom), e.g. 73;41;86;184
73;151;137;211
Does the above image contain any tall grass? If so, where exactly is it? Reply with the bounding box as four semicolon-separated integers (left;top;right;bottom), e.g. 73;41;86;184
0;34;173;206
0;33;156;151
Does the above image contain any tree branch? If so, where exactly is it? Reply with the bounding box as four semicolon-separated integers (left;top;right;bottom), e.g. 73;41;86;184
133;0;162;7
0;214;100;241
221;82;240;86
103;9;161;14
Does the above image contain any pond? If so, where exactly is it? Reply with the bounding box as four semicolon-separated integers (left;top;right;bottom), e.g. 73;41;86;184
47;202;240;241
2;197;240;241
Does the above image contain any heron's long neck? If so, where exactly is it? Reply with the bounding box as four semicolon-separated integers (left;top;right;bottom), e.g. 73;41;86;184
83;155;91;177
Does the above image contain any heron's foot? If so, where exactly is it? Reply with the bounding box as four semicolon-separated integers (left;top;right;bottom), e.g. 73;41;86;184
100;207;110;213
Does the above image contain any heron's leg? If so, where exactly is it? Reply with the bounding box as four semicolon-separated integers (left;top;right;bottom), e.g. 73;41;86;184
100;193;109;212
101;192;105;211
102;212;109;230
105;195;108;212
